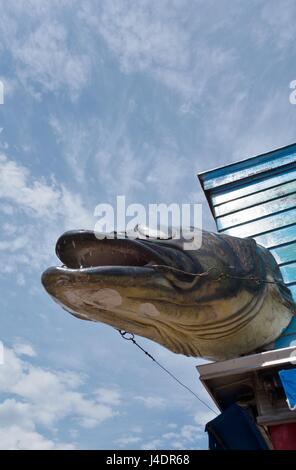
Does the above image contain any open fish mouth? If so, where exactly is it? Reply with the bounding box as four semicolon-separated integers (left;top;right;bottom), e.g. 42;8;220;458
55;230;176;271
41;230;200;310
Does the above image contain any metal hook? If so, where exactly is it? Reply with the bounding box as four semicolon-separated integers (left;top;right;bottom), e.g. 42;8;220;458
118;330;135;341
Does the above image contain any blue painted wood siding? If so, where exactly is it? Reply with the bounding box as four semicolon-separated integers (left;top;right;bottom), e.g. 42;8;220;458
198;143;296;348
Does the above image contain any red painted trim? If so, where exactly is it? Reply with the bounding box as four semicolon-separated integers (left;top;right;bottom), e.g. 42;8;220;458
269;423;296;450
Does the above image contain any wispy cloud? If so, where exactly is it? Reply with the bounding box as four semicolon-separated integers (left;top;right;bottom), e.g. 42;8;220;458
95;388;121;406
140;423;205;450
0;153;94;275
96;0;235;104
0;0;89;99
134;396;166;409
13;341;37;358
116;436;141;447
0;343;121;449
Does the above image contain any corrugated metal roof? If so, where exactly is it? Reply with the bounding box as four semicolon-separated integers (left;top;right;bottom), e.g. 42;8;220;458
198;143;296;349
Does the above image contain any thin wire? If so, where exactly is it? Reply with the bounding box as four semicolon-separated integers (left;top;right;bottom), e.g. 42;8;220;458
150;265;218;278
150;264;287;286
118;330;218;415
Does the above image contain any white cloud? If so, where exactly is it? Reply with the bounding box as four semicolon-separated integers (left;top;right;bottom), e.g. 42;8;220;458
116;436;142;447
50;114;146;195
134;395;166;409
2;217;24;236
96;0;235;103
0;76;18;98
0;1;89;99
13;341;36;357
95;388;121;406
0;153;94;275
0;344;121;449
0;154;93;225
180;424;203;442
16;21;89;96
49;115;96;184
140;423;205;450
163;424;203;444
98;0;190;73
194;410;218;426
49;111;196;213
254;1;296;51
144;146;193;201
0;420;75;450
141;438;163;450
0;154;59;217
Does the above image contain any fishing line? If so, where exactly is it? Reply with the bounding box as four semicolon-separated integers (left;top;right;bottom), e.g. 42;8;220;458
118;330;218;416
150;264;287;286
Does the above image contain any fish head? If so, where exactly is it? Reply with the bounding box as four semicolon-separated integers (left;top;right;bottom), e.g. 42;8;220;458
41;227;266;357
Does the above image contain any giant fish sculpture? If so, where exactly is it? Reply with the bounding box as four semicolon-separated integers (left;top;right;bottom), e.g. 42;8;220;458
42;227;295;361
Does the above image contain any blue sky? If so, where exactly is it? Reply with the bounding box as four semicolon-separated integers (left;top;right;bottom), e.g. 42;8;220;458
1;0;296;450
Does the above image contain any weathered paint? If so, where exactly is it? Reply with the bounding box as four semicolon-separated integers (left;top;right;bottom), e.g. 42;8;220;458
198;142;296;349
